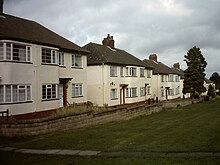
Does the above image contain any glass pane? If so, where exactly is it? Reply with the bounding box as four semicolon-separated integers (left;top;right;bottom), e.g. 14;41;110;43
13;85;18;102
0;43;3;60
52;85;56;98
27;86;31;100
75;55;82;67
42;85;47;99
6;43;11;60
6;85;11;102
0;85;4;103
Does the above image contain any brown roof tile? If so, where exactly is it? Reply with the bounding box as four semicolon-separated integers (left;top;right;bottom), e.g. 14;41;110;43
0;14;90;55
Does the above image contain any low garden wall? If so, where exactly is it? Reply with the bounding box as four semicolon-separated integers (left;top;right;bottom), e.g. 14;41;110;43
0;99;192;137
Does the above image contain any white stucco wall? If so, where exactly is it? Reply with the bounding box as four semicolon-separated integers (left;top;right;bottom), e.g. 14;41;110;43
0;40;87;116
87;64;153;107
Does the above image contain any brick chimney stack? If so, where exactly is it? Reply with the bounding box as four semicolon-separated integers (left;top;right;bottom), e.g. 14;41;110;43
0;0;3;15
149;54;157;62
102;34;115;49
173;62;180;69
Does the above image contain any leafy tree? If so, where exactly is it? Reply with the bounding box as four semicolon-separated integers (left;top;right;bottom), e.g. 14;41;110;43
183;46;207;98
210;72;220;90
207;84;216;98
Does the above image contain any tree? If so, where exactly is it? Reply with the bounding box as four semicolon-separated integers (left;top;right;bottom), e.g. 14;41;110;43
207;84;216;98
183;46;207;98
210;72;220;90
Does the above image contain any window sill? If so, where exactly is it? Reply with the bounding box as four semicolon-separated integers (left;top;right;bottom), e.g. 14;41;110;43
110;76;118;77
0;101;33;105
140;76;145;78
71;67;83;69
42;63;59;66
0;60;33;64
59;65;66;68
110;98;118;100
125;76;137;77
126;96;138;98
42;98;59;102
72;96;84;98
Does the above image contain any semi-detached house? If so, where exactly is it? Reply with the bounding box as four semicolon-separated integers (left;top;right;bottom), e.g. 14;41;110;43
143;54;182;101
0;12;90;118
83;34;153;107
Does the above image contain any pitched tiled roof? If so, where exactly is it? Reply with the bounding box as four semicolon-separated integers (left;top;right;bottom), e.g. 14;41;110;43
83;42;153;69
0;14;90;55
143;59;180;75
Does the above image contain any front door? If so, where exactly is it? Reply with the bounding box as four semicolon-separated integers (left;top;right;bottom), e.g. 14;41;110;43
59;84;64;108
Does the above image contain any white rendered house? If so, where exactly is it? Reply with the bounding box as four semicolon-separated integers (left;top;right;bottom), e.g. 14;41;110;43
143;54;182;101
0;12;89;118
84;35;153;107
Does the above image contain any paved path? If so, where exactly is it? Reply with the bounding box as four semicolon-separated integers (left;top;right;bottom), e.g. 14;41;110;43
1;147;220;158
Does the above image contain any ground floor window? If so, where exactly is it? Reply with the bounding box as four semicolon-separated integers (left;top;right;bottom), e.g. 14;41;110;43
126;87;137;98
147;86;151;95
72;84;83;97
0;84;31;104
42;84;58;100
140;87;145;97
161;88;164;97
110;88;118;100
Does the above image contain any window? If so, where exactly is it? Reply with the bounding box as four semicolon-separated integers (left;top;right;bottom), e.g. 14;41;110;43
140;68;145;77
72;84;83;97
175;75;180;82
126;67;137;77
58;52;64;66
42;48;58;64
0;84;31;104
120;67;124;77
147;86;151;95
72;55;82;68
110;89;117;100
42;84;57;100
126;87;137;98
0;42;31;62
168;88;174;96
168;74;174;82
161;75;167;82
147;70;151;78
110;66;117;77
176;86;180;95
140;87;145;96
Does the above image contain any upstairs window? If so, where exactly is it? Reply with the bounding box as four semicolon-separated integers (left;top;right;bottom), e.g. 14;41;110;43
126;87;137;98
161;75;167;82
147;70;151;78
42;48;58;64
168;74;174;82
110;66;117;77
59;52;64;66
175;75;180;82
0;43;31;62
126;67;137;77
140;68;145;77
72;55;82;68
120;67;124;77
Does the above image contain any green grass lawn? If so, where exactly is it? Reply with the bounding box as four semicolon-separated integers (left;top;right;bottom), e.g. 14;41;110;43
0;98;220;164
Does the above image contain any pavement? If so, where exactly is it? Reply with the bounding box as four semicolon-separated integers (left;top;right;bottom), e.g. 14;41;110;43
1;147;220;157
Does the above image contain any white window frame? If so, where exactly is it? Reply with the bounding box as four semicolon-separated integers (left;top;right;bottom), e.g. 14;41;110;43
120;67;124;77
147;86;151;95
126;87;137;98
72;54;82;68
42;48;58;64
140;68;145;77
72;83;83;97
110;88;118;100
147;70;151;78
110;66;117;77
58;52;65;66
0;84;32;104
0;42;31;62
140;87;145;97
126;67;137;77
42;84;58;100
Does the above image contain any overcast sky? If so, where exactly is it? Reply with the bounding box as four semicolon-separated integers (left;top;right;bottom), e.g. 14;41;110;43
3;0;220;78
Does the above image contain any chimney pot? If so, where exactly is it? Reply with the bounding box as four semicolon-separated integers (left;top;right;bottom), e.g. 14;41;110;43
102;34;115;49
173;62;180;69
149;54;157;62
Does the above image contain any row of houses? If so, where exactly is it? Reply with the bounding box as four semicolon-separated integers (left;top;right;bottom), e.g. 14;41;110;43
0;8;212;119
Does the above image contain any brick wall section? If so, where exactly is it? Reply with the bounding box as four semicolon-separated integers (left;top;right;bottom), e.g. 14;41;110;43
0;100;192;137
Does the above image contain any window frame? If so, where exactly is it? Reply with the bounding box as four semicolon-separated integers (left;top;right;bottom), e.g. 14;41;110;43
140;87;145;97
41;48;58;65
58;52;65;66
126;67;137;77
0;84;32;104
0;42;31;62
110;66;117;77
72;83;83;97
110;88;118;100
140;68;145;77
42;84;58;101
72;54;82;68
126;87;137;98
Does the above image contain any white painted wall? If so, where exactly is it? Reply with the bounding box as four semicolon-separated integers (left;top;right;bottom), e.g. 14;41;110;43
87;64;153;107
